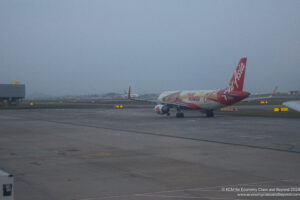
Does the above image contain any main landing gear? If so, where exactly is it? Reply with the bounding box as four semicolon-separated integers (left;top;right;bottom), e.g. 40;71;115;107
206;110;214;117
174;108;214;118
176;107;184;118
176;112;184;118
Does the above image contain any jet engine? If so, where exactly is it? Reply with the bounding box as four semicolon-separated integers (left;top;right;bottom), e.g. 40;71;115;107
154;104;169;115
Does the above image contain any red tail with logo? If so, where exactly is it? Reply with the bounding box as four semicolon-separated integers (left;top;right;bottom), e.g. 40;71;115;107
128;86;131;99
225;57;247;93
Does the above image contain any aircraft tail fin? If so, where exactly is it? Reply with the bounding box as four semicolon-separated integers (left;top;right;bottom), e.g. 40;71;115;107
128;86;131;99
271;86;278;97
225;57;247;93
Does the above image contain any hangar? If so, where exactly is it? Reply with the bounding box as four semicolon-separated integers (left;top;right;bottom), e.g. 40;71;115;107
0;82;25;106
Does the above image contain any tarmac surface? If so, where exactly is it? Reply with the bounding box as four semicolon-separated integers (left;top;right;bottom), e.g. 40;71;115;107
0;108;300;200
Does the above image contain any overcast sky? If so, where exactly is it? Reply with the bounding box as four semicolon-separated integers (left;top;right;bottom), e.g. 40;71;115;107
0;0;299;97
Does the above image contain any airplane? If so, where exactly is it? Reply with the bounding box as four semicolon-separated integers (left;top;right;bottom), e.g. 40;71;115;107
123;87;139;98
128;57;274;118
283;100;300;112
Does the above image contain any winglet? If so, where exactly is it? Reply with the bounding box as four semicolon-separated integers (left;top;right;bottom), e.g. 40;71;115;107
128;86;131;99
271;86;278;97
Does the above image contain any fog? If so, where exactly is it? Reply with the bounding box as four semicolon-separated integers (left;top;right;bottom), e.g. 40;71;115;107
1;0;300;97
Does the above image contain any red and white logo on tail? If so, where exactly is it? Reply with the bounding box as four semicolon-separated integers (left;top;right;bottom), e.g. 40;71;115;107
224;57;247;94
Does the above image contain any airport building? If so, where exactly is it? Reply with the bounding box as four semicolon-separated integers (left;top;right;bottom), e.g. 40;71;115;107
0;82;25;106
288;90;300;95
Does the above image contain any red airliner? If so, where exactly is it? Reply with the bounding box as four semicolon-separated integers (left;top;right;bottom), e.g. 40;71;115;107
129;58;275;117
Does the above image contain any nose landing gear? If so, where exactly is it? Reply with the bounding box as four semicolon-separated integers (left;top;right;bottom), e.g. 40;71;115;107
176;107;184;118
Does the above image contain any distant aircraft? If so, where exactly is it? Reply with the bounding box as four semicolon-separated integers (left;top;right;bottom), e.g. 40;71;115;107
123;87;139;98
129;57;274;118
283;100;300;112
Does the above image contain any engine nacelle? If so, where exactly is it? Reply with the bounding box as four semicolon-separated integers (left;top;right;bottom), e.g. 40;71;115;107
154;104;169;115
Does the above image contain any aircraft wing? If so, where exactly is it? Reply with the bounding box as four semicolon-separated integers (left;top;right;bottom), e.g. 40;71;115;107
243;86;278;102
130;98;191;109
127;86;190;109
243;95;273;102
283;100;300;112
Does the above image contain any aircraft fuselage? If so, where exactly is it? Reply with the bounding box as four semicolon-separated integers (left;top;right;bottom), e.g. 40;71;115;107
158;89;249;111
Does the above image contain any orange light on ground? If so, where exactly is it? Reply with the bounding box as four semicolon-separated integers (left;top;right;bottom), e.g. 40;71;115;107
11;81;20;85
274;107;288;112
260;100;268;104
